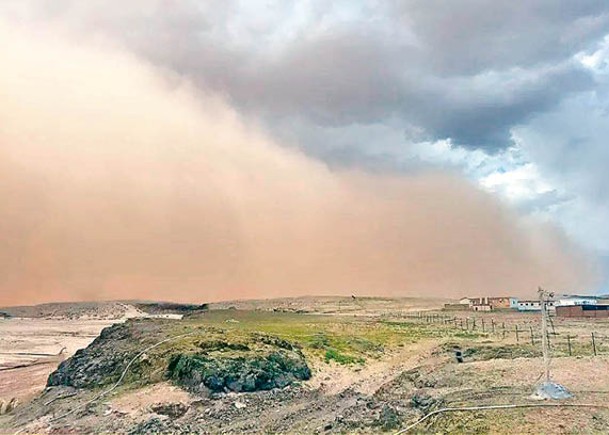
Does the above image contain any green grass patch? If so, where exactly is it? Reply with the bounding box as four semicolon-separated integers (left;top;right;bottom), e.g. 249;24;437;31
178;310;457;364
324;348;365;365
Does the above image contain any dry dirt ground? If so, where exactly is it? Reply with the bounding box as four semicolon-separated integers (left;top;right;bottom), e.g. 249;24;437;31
0;302;164;406
209;296;450;317
0;318;116;405
2;298;609;434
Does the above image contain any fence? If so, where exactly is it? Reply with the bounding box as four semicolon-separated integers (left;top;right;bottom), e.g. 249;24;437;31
394;311;609;357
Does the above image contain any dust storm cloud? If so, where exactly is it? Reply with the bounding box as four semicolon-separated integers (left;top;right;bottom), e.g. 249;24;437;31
0;21;597;306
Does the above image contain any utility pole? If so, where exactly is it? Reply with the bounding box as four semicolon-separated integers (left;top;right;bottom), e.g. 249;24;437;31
531;287;571;400
538;287;553;383
532;287;573;399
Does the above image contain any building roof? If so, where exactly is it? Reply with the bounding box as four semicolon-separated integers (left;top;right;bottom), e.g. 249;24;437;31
556;294;601;300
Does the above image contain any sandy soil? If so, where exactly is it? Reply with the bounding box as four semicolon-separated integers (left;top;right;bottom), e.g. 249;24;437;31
111;382;193;417
308;340;438;396
0;301;187;405
0;318;117;403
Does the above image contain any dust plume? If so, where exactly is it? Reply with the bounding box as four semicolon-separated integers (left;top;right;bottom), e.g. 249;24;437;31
0;20;597;306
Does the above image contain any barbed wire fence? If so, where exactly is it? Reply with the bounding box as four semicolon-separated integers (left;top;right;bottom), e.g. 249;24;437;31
389;291;609;433
391;310;609;357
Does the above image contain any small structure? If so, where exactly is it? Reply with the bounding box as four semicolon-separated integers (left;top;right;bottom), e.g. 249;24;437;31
518;299;556;312
556;304;609;318
471;304;492;312
467;297;490;306
461;297;494;311
460;296;518;311
453;345;463;363
518;300;542;311
487;296;512;309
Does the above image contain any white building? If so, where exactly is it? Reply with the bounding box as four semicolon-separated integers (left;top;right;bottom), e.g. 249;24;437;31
517;300;555;312
555;296;598;307
517;300;540;311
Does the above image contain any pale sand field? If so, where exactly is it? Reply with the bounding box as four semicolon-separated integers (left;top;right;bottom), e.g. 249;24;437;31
0;318;116;403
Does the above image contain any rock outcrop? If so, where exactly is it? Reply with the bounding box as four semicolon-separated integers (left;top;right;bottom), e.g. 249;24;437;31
47;319;311;393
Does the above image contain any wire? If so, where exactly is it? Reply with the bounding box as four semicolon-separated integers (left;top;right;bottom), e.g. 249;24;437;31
12;330;198;435
51;331;197;422
393;402;609;435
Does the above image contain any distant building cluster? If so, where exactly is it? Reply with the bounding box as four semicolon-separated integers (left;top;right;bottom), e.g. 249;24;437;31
451;296;518;312
446;294;609;317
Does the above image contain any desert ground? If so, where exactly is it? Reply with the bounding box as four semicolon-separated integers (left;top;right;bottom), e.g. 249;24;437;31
1;297;609;434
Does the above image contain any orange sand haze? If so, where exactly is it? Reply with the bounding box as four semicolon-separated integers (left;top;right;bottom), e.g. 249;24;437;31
0;20;598;306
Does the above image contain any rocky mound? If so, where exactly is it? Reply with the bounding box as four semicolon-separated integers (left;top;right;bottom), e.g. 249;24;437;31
168;335;311;393
47;319;311;393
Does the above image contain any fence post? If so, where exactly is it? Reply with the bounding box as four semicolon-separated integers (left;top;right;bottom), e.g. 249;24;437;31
529;326;535;345
472;318;476;330
567;335;572;356
515;325;519;343
466;318;469;330
482;319;485;333
592;332;597;356
491;319;495;334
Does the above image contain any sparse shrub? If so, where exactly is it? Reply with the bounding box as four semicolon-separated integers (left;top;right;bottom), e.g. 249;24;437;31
309;332;330;350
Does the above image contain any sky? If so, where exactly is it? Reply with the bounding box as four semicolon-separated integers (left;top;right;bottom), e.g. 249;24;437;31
1;1;608;305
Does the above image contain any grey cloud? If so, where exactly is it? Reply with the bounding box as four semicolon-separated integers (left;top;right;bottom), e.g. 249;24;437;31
392;1;609;74
514;88;609;251
419;63;594;147
2;0;607;155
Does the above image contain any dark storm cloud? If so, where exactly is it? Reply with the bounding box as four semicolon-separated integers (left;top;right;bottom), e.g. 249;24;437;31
2;0;608;153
